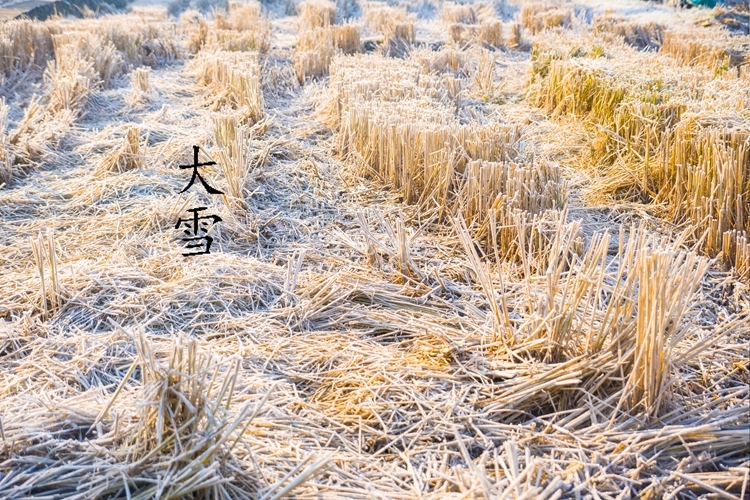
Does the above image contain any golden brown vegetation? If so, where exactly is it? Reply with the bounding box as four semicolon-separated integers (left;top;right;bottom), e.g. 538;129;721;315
0;20;56;79
361;1;408;35
449;19;503;48
441;2;477;25
185;1;271;54
660;28;747;70
195;50;264;124
0;1;748;498
325;52;563;252
592;11;664;50
294;23;361;81
97;126;143;174
297;0;337;30
521;1;574;34
530;30;750;278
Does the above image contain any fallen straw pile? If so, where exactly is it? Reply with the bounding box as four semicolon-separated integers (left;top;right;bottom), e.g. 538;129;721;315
0;329;329;499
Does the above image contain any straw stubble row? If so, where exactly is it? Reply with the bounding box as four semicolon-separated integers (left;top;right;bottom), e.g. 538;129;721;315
531;33;750;278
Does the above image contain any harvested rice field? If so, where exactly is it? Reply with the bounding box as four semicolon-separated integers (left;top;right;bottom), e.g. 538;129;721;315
0;0;749;498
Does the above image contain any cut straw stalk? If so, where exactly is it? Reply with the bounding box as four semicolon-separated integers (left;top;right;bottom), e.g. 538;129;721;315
0;98;11;187
126;67;153;106
196;51;264;125
623;245;709;417
521;2;573;34
131;66;150;93
473;48;496;95
214;117;253;208
30;230;62;318
297;0;336;30
295;24;363;82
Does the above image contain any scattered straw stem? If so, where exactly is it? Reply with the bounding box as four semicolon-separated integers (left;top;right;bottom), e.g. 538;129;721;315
1;8;748;499
60;331;310;499
453;216;511;347
0;98;11;187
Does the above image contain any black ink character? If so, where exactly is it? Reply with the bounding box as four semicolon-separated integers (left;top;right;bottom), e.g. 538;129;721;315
175;206;222;256
179;145;224;195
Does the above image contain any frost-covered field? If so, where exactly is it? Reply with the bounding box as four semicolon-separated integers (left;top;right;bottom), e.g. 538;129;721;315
0;0;748;498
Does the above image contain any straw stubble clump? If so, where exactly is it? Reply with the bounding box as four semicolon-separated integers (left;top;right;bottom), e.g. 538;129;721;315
212;1;272;53
660;29;747;71
97;126;144;174
297;0;337;30
195;50;264;125
521;1;574;34
294;24;361;82
0;20;56;79
592;11;664;50
530;31;750;278
449;20;503;49
361;1;408;35
326;52;564;254
183;1;271;54
0;1;749;498
45;32;124;115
